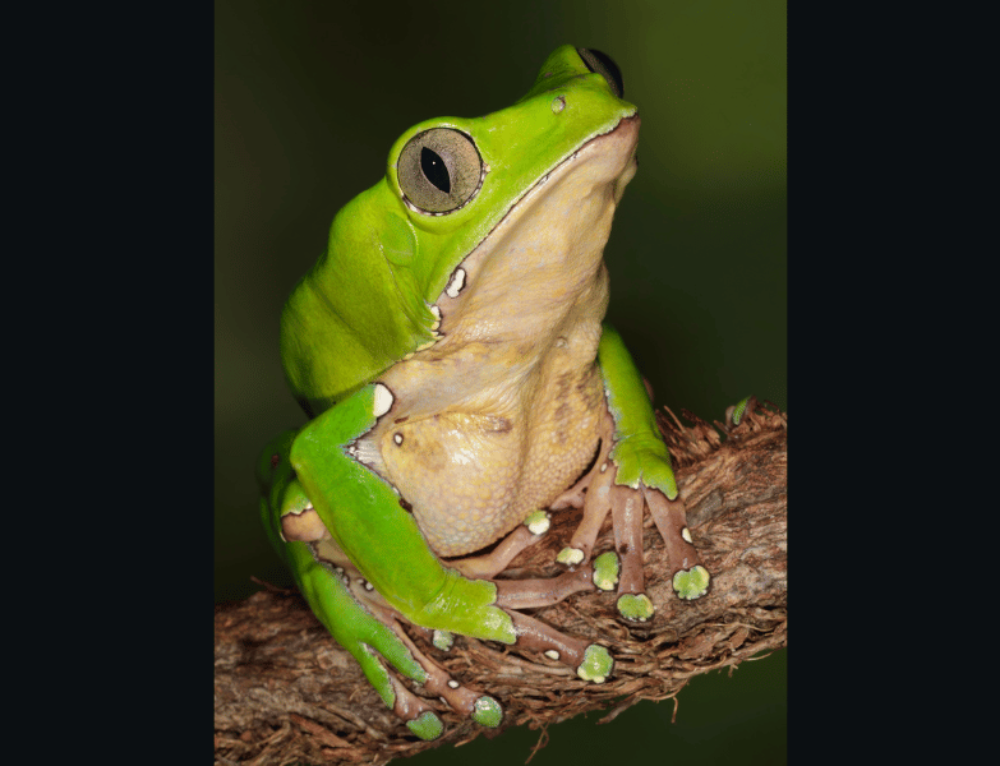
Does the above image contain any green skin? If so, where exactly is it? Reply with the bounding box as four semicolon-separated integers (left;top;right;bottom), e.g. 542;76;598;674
258;46;709;739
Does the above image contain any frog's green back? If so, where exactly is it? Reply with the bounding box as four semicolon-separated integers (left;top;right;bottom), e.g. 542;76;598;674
280;187;434;416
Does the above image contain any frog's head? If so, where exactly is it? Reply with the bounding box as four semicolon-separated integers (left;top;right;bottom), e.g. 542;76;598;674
282;47;639;415
384;46;638;307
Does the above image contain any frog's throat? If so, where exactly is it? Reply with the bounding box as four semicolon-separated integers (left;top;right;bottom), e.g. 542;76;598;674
360;115;641;557
430;113;640;338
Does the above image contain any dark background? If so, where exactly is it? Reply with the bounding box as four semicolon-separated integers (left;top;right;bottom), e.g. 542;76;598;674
215;1;786;763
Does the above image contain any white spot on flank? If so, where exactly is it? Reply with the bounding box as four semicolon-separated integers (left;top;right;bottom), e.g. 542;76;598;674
445;267;466;298
544;650;560;661
372;383;393;417
448;679;460;689
364;580;374;591
682;527;693;544
393;433;403;445
600;462;608;473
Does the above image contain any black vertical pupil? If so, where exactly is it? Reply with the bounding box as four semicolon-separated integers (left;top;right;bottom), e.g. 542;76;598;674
421;147;451;193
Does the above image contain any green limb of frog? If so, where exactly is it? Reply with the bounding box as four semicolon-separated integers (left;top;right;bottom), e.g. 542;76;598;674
261;428;502;738
555;324;710;620
261;383;613;736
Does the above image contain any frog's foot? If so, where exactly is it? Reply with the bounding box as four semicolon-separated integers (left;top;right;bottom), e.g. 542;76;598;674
556;415;710;620
391;622;503;730
303;538;502;738
450;511;552;580
350;583;503;736
357;607;503;738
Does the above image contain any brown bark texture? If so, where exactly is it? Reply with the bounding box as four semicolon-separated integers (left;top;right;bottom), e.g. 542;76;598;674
215;401;787;766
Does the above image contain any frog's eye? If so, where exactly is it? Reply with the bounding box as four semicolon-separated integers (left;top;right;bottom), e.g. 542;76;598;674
577;48;624;99
397;128;484;215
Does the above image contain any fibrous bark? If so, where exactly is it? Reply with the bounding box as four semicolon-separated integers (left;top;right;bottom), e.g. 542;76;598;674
215;401;787;765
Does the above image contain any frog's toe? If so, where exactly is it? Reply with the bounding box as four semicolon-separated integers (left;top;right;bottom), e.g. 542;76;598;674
350;629;448;738
616;592;655;622
406;710;444;741
507;610;613;682
558;423;620;566
673;565;711;600
389;623;505;729
643;486;710;601
592;551;620;591
576;644;614;684
452;517;550;580
471;695;503;728
608;482;652;601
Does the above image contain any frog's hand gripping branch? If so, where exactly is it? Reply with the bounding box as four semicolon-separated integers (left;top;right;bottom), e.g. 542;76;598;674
263;383;612;739
557;324;710;622
261;427;455;739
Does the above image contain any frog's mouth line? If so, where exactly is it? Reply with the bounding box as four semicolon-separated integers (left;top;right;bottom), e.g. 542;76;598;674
432;112;640;314
516;113;640;213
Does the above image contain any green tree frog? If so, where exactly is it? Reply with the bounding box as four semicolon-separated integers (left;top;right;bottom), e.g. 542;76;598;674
257;46;710;740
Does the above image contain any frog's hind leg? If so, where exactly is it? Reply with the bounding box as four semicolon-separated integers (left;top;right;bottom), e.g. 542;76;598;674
552;324;712;622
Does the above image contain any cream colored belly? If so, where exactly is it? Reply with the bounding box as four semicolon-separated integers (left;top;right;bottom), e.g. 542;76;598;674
379;365;604;557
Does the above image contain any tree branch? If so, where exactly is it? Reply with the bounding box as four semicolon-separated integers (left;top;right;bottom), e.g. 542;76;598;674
215;402;787;765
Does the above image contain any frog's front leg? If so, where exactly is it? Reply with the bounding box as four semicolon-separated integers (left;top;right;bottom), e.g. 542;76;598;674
274;383;613;736
556;324;710;622
262;433;488;739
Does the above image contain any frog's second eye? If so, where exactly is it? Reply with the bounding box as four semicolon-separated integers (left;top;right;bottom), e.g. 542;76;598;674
577;48;624;99
398;128;484;214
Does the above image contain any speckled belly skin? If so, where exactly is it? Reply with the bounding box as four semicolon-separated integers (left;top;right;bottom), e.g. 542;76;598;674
377;318;606;558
